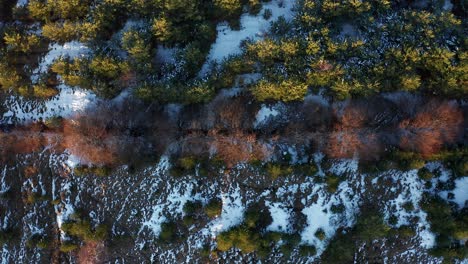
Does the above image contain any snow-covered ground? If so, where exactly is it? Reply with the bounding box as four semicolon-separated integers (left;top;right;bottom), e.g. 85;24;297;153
1;41;96;124
208;185;245;237
2;84;96;123
199;0;296;75
31;41;89;83
300;158;363;255
254;102;285;128
384;169;436;248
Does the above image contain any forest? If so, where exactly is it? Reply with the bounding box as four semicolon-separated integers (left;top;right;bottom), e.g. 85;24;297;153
0;0;467;263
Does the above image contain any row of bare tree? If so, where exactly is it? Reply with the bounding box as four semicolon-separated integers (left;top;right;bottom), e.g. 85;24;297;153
0;94;464;166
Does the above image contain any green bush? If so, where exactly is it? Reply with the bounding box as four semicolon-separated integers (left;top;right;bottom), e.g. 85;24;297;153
397;225;416;238
159;222;179;243
26;234;50;249
299;244;317;257
60;241;79;253
420;194;467;262
402;202;414;212
205;199;222;218
265;163;293;180
217;227;259;253
62;217;108;242
326;174;342;193
418;167;433;181
0;228;18;246
73;165;111;177
184;200;203;215
315;228;326;241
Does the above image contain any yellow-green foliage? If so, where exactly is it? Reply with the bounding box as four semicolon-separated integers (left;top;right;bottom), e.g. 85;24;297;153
60;241;78;252
61;220;108;242
205;199;222;218
252;79;308;102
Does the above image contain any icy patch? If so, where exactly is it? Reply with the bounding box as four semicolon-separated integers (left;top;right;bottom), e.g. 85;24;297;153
164;104;183;121
55;183;75;240
340;23;359;38
304;93;330;106
236;73;262;86
2;84;97;123
16;0;28;7
254;103;284;127
385;170;436;248
141;180;197;236
200;0;295;75
452;177;468;208
301;178;363;254
32;41;89;82
209;185;244;237
155;155;170;174
327;158;359;176
266;202;291;232
157;45;177;64
443;0;453;10
0;167;9;193
65;154;81;169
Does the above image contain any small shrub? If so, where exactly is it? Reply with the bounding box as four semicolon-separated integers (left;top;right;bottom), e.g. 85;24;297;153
60;241;78;253
263;9;272;20
299;244;317;257
315;228;326;241
205;199;222;218
183;200;203;215
179;156;197;171
44;116;63;129
26;234;50;249
402;202;414;212
200;244;211;258
397;225;416;238
418;167;433;181
159;222;179;243
326;174;342;193
388;215;398;226
330;204;345;214
183;215;195;227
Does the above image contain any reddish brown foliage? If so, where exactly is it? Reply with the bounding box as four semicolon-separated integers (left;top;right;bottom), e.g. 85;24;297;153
212;130;272;167
398;100;463;157
325;101;384;160
61;118;120;165
77;241;106;264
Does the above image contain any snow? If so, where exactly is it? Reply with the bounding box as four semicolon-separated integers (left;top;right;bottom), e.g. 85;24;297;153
0;166;9;193
65;154;81;169
266;202;291;232
141;177;199;236
32;41;89;82
254;103;283;127
2;84;96;123
55;182;75;240
452;177;468;208
302;201;330;241
16;0;28;7
199;0;295;75
443;0;453;11
301;178;363;253
209;185;244;237
157;45;177;64
385;170;436;248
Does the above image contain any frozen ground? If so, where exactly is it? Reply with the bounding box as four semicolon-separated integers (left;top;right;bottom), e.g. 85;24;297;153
199;0;295;75
2;41;96;124
2;84;96;123
31;41;90;83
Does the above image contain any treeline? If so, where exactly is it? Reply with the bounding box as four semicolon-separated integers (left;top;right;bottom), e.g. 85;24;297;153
1;0;466;104
0;94;465;171
0;0;272;99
